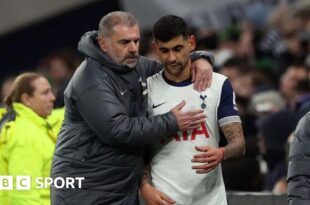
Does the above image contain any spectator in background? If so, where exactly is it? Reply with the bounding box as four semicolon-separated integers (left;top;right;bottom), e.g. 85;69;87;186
293;0;310;63
295;78;310;118
259;3;309;76
219;58;257;114
279;62;308;110
214;23;241;67
139;30;159;60
237;23;256;60
0;76;16;125
0;72;56;205
259;5;296;58
38;49;81;108
252;62;309;192
0;76;15;107
46;107;65;142
292;64;310;119
257;110;298;191
294;0;310;34
0;108;5;119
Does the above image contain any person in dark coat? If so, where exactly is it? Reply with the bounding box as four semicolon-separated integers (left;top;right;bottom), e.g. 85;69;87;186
287;112;310;205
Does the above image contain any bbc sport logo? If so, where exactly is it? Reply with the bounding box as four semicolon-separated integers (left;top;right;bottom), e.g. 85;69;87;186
0;176;84;190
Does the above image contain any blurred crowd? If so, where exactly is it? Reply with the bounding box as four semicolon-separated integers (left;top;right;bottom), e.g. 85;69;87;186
0;0;309;203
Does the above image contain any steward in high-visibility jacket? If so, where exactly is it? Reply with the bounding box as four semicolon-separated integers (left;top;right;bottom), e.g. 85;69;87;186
0;107;7;119
47;107;65;142
0;103;57;205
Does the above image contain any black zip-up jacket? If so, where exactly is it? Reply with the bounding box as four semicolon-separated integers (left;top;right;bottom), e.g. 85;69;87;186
51;31;213;205
287;112;310;205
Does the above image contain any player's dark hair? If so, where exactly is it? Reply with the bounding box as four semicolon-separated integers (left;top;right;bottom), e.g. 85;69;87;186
153;15;189;42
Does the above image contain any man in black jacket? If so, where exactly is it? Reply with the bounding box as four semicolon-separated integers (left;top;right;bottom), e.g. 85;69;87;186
287;112;310;205
51;11;213;205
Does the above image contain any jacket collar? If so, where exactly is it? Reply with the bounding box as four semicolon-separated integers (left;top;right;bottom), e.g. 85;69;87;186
13;103;49;128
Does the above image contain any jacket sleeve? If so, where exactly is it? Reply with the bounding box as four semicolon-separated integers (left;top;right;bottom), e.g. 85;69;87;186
142;51;214;77
190;50;214;66
75;81;178;147
287;113;310;205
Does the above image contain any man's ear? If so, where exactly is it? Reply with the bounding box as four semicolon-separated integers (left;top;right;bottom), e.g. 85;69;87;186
21;93;31;106
189;35;196;52
98;36;108;52
152;40;159;53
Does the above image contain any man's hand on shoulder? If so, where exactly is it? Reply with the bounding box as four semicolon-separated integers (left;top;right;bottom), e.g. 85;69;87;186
191;58;213;91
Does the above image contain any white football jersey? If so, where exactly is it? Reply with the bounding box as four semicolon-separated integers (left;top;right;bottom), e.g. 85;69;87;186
147;71;241;205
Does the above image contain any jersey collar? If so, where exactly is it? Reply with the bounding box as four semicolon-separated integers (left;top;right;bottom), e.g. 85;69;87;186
162;71;192;87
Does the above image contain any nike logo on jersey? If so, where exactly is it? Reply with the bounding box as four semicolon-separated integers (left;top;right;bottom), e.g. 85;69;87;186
120;89;128;95
152;102;166;109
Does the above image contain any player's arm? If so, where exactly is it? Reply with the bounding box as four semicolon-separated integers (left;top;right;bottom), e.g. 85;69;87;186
191;122;245;174
140;165;153;188
192;79;245;173
219;79;246;160
140;165;175;205
221;122;245;160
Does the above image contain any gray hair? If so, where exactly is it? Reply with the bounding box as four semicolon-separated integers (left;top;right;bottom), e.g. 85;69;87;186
98;11;138;37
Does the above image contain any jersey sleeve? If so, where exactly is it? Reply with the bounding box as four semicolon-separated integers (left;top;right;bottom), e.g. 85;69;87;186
217;79;241;127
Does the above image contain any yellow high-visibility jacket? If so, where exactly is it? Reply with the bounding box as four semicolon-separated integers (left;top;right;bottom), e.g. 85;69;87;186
0;107;7;119
47;107;65;141
0;103;56;205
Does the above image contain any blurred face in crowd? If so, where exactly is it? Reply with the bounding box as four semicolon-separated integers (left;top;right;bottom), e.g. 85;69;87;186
237;30;255;58
48;57;70;82
22;77;55;118
1;77;14;101
98;24;140;68
220;66;241;83
280;66;307;100
233;73;254;98
154;35;195;81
